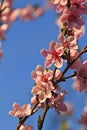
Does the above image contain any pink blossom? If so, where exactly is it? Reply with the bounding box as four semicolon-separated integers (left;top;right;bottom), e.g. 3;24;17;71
56;0;67;13
49;0;67;13
70;0;86;5
9;103;31;117
32;7;43;18
49;0;60;5
61;102;73;115
40;41;63;68
57;7;84;29
20;5;34;21
31;65;54;102
19;125;33;130
70;1;87;15
49;91;67;114
49;0;67;5
31;96;37;104
32;81;54;103
20;5;43;21
31;65;53;82
73;61;87;92
60;0;67;6
58;34;78;51
72;26;85;39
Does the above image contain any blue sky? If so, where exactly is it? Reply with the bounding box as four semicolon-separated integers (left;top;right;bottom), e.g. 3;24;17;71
0;0;87;130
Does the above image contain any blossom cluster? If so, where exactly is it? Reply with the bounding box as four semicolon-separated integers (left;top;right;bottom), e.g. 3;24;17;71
5;0;87;129
48;0;87;92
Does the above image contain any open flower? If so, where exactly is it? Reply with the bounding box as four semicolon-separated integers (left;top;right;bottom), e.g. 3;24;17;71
57;7;84;29
58;33;78;51
31;65;53;83
32;81;54;103
40;41;63;68
49;91;67;114
9;103;31;117
31;65;54;102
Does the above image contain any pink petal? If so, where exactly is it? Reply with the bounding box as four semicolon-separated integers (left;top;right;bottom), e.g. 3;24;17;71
55;58;63;68
40;49;48;57
49;41;56;52
52;0;60;4
31;70;37;80
22;104;31;116
60;0;67;6
39;92;46;103
56;4;64;13
58;102;67;112
45;58;54;68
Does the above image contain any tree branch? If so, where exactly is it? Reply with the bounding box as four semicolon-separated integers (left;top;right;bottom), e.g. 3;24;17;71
54;46;87;86
38;103;49;130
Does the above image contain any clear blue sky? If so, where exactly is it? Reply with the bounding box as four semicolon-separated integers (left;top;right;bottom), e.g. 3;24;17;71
0;0;87;130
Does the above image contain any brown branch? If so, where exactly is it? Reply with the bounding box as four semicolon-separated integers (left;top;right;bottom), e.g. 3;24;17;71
67;0;71;8
51;66;57;85
60;72;76;82
54;46;87;86
0;0;4;9
38;104;49;130
0;0;8;15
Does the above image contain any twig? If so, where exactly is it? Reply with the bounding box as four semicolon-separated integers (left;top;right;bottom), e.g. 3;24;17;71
38;103;49;130
60;72;76;82
54;46;87;86
0;0;8;15
51;66;57;84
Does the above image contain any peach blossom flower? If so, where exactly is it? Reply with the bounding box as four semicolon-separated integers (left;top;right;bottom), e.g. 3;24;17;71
20;5;43;21
32;81;54;103
9;103;31;117
40;41;63;68
31;65;54;102
58;34;78;51
57;7;84;29
49;91;67;114
72;26;85;39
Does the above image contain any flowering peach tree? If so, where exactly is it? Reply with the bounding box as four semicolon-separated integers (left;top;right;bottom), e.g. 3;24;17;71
0;0;87;130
